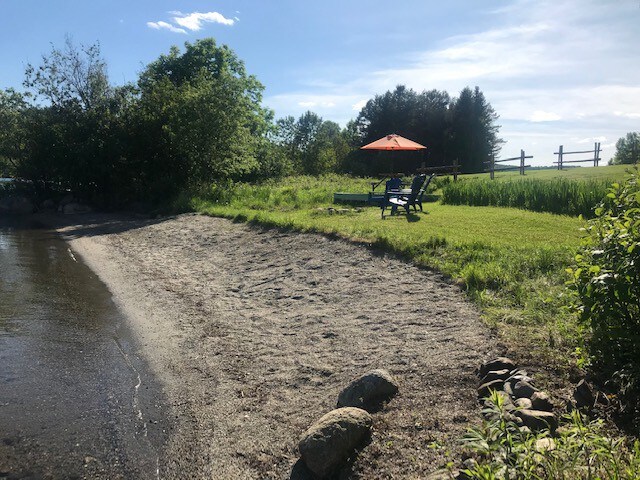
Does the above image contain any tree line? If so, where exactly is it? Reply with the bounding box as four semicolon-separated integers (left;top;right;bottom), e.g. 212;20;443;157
0;37;504;208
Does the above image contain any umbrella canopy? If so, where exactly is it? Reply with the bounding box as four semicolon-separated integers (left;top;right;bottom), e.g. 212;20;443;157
360;134;427;151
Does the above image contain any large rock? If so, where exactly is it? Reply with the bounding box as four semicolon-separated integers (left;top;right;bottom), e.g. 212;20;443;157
479;357;516;377
574;379;595;409
337;369;398;410
298;407;372;478
515;409;557;431
480;369;511;385
513;380;538;400
530;391;554;412
478;379;505;399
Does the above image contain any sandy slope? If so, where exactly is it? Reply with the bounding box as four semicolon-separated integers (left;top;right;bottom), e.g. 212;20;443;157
51;213;497;479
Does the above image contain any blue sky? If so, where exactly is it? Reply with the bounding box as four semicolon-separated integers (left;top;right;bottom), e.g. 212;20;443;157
1;0;639;165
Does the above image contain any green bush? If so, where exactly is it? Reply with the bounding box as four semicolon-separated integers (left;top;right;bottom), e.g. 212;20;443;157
461;392;640;479
569;169;640;379
441;178;610;217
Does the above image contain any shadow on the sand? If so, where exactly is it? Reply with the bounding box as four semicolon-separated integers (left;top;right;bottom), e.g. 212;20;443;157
30;212;178;240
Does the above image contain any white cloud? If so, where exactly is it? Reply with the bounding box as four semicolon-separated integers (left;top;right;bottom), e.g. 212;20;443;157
172;11;235;31
298;101;316;107
352;99;367;111
147;21;187;34
530;111;561;122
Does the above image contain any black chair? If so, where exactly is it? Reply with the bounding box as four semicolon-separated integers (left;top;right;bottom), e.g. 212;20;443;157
381;174;435;219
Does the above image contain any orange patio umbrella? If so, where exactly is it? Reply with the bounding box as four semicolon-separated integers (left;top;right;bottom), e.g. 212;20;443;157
360;134;427;151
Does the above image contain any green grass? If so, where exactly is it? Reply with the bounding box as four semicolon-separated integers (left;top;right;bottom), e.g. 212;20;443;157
441;177;611;217
461;164;631;182
192;175;587;375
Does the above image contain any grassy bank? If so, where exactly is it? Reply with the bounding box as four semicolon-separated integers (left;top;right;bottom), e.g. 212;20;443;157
191;175;586;378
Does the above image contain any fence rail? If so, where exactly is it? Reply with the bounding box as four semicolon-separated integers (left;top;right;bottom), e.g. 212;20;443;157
554;142;601;169
485;150;532;179
418;158;460;181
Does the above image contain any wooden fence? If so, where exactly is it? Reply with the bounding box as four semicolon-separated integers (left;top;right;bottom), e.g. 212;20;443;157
417;158;460;181
485;150;532;179
554;142;601;169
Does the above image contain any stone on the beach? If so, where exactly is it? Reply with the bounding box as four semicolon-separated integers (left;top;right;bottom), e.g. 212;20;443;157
337;369;398;410
535;438;556;452
298;407;372;479
478;379;505;399
513;380;538;399
503;382;514;397
480;369;511;385
531;392;554;412
515;409;557;431
507;374;534;388
479;357;516;377
514;398;532;410
574;379;595;409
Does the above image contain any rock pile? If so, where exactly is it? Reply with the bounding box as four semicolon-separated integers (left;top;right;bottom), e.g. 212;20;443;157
298;369;399;478
477;357;557;432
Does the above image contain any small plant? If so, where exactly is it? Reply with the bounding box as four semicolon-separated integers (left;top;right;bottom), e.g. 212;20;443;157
462;394;640;479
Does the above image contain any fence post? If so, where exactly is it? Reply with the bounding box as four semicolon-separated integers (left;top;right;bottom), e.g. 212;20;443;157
520;150;525;175
453;158;459;182
490;154;495;179
594;142;600;167
557;145;563;170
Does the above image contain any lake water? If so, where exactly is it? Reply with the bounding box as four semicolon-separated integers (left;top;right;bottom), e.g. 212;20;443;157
0;217;167;479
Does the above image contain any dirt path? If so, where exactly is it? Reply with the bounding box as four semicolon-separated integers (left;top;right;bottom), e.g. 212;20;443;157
52;213;498;479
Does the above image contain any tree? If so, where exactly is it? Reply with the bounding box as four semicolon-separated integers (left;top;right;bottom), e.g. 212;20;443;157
24;36;110;111
353;85;455;174
450;86;503;173
0;89;29;176
135;38;273;195
611;132;640;165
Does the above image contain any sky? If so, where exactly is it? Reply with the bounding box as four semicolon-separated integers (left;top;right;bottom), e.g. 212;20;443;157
1;0;639;166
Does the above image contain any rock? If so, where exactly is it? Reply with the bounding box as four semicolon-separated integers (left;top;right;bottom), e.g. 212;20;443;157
535;438;556;452
479;357;516;377
336;369;398;410
299;407;372;479
574;379;595;409
62;202;92;214
503;382;514;397
0;195;34;214
479;369;511;385
506;374;535;388
514;398;532;410
515;409;557;431
513;380;538;399
477;379;504;399
531;392;554;412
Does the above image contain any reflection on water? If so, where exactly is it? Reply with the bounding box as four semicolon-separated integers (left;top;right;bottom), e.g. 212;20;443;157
0;217;167;479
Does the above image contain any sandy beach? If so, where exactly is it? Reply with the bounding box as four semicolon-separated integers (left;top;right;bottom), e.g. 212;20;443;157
47;212;498;479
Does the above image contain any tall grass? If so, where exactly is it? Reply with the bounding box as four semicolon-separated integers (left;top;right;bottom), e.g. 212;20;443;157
441;178;611;217
196;174;373;210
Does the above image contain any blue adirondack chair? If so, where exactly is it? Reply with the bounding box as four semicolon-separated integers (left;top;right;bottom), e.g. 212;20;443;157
381;173;435;219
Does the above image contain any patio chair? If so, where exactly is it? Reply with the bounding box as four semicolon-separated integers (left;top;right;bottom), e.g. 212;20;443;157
381;173;435;219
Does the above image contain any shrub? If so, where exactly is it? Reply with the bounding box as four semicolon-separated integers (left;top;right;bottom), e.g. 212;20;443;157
570;170;640;370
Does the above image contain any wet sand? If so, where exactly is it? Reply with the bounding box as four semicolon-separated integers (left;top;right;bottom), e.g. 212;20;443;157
45;212;498;479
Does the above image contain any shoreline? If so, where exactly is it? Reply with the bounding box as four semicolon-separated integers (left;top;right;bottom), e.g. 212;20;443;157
38;212;498;478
